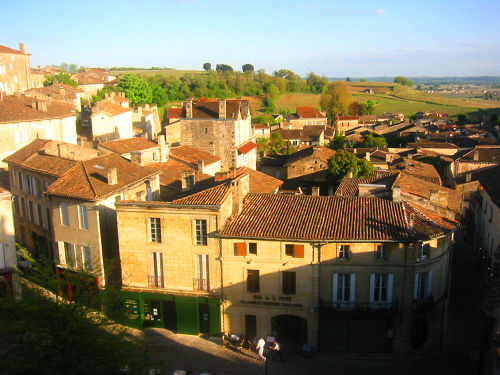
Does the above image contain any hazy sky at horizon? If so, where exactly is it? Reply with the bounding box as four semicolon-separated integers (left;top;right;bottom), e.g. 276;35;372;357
3;0;500;76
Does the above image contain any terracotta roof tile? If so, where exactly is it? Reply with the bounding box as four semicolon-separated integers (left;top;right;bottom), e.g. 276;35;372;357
472;165;500;207
99;138;158;155
394;158;442;185
167;107;182;119
46;153;159;201
220;194;435;242
295;107;325;119
91;101;131;117
458;146;500;163
172;182;232;206
0;96;75;123
182;99;250;120
260;146;334;168
274;127;324;142
336;115;359;121
151;159;211;191
237;141;257;154
24;83;83;100
253;123;269;129
0;45;23;55
232;167;282;193
335;171;398;197
170;145;221;166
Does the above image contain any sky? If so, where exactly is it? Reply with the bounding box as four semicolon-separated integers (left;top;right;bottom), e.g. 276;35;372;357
3;0;500;77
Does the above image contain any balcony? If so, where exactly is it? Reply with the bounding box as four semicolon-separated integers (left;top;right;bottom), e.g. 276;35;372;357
147;275;164;288
320;300;398;316
193;278;209;291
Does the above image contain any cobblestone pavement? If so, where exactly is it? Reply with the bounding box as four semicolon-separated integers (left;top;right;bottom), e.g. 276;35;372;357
141;327;478;375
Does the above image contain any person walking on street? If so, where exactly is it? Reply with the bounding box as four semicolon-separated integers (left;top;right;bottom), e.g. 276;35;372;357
270;339;284;362
256;337;266;361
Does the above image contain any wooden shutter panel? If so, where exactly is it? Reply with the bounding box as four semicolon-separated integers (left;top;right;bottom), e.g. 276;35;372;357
236;242;247;256
293;244;304;258
332;273;338;302
369;274;375;303
387;274;394;303
349;273;356;302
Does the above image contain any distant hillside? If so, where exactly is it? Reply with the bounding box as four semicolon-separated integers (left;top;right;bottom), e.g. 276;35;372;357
329;76;500;85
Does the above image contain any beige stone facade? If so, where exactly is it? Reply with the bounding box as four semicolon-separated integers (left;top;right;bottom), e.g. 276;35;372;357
0;187;20;297
0;43;32;95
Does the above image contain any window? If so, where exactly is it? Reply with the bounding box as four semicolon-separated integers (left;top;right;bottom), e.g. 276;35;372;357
60;203;69;226
78;205;88;230
235;242;247;256
36;204;42;226
149;252;164;287
19;197;26;218
194;254;209;291
333;273;355;305
44;181;50;199
64;242;76;267
46;207;51;230
82;246;91;270
338;245;349;259
247;269;260;293
376;244;387;260
282;271;296;295
22;174;29;194
194;219;207;245
28;201;34;223
414;271;433;300
249;242;257;255
370;274;394;305
285;244;304;258
149;218;161;242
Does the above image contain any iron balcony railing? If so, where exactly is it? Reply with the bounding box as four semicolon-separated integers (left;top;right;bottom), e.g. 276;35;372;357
193;278;209;291
147;275;164;288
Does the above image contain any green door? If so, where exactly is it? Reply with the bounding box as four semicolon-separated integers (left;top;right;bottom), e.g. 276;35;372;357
175;297;198;334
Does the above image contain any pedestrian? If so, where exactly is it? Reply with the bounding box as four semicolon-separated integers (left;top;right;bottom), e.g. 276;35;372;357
256;337;266;361
270;339;284;362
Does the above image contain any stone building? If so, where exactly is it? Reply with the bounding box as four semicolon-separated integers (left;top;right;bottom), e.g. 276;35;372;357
0;95;77;167
452;145;500;176
24;83;84;110
0;43;32;95
335;115;360;134
288;107;327;129
179;98;256;171
219;193;456;357
0;186;19;297
72;68;116;100
90;99;133;141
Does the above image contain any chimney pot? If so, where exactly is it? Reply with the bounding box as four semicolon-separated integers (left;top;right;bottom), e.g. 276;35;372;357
311;186;320;196
392;186;401;203
19;43;26;54
107;167;118;185
197;160;205;174
158;135;168;162
219;99;226;119
185;99;193;118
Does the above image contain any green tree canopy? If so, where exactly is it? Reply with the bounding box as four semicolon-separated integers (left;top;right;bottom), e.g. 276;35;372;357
328;150;374;183
330;134;345;150
43;72;79;88
203;62;211;71
306;72;328;94
117;74;153;105
394;76;413;87
360;100;376;115
320;81;352;119
216;64;233;72
242;63;254;72
149;81;168;106
360;133;388;148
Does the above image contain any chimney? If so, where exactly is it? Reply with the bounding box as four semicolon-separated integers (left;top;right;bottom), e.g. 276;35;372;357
392;186;401;203
57;143;62;158
311;186;320;196
466;172;471;182
385;153;393;163
158;135;169;162
365;152;370;162
19;43;26;54
348;171;353;178
185;99;193;118
107;167;118;185
231;173;250;215
219;99;226;119
181;170;195;192
473;150;479;161
145;103;150;110
137;107;142;117
408;213;415;234
120;92;125;98
197;160;205;174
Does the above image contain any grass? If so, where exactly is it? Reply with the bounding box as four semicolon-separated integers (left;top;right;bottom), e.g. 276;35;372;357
110;69;205;78
276;93;321;112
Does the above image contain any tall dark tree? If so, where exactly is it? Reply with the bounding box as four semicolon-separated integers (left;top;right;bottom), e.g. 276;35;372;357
216;64;233;72
203;62;211;71
242;64;254;72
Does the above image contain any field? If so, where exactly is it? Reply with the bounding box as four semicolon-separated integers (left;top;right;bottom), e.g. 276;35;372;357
110;69;205;78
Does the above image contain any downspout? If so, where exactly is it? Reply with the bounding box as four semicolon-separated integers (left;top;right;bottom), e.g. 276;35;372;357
216;217;225;334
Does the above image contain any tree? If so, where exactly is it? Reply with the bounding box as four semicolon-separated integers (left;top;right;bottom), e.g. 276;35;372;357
394;76;413;87
0;248;144;375
320;81;352;119
457;113;469;124
328;150;374;183
203;62;211;71
306;72;328;94
269;131;284;154
216;64;233;73
360;78;367;82
349;101;362;116
345;77;351;82
149;81;168;106
360;100;376;115
43;72;79;88
263;83;280;113
117;74;153;105
360;133;388;148
242;64;254;73
330;134;345;150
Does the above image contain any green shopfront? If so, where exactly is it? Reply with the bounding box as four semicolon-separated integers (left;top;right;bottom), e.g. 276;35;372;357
122;291;221;335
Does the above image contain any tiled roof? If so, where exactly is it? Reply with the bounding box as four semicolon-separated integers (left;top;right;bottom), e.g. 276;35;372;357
457;146;500;163
407;141;458;149
73;69;112;85
0;96;75;123
237;141;257;154
3;139;78;177
403;202;448;239
295;107;325;119
335;171;398;197
274;127;324;141
336;116;359;121
394;158;442;185
253;123;269;129
170;145;221;166
24;83;83;100
0;45;23;55
99;138;158;155
167;107;182;119
91;101;131;117
475;165;500;207
46;153;159;201
172;181;232;206
260;146;334;168
220;194;442;242
182;99;250;120
231;167;283;193
394;172;462;213
151;159;211;191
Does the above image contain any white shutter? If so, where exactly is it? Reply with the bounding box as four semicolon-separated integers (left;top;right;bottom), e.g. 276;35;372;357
414;273;420;300
58;241;65;264
203;255;209;281
387;274;394;303
426;270;433;297
332;273;338;302
349;273;356;302
369;274;375;303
